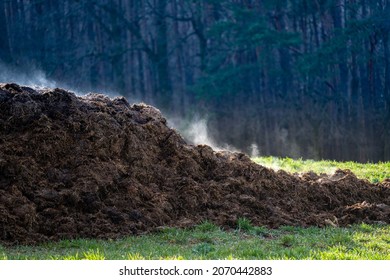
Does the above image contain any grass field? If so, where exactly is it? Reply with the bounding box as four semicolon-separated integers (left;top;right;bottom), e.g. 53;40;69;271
1;222;390;260
253;157;390;183
1;157;389;260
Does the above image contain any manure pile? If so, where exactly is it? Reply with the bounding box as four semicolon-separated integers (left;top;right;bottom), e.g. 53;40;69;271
1;83;390;245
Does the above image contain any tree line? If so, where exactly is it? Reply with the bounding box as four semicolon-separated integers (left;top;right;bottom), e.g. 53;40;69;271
1;0;389;162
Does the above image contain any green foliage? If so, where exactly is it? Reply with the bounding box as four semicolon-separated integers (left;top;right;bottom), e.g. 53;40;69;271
280;235;295;247
126;252;145;260
82;249;105;260
194;3;301;99
192;243;215;255
196;220;220;232
192;63;257;98
237;217;254;232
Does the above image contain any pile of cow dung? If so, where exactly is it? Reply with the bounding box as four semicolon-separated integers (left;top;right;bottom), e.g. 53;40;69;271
1;83;389;245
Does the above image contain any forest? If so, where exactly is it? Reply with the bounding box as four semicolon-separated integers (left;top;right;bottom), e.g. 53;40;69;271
1;0;389;162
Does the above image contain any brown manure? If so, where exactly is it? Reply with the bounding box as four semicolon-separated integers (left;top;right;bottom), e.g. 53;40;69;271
1;83;389;245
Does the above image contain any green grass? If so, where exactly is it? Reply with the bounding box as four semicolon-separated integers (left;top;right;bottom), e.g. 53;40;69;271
1;157;389;260
1;222;390;260
252;156;390;183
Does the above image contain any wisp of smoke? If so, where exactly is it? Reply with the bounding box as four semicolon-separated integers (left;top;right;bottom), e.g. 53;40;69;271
168;116;241;153
184;119;217;148
0;61;126;99
0;62;58;89
250;143;259;158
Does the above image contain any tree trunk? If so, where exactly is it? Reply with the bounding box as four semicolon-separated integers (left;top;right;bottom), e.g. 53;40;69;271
154;0;172;110
0;1;11;63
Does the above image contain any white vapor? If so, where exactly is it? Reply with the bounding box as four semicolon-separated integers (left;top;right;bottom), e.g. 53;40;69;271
0;62;58;89
184;119;217;148
250;143;259;158
168;116;241;153
0;61;96;96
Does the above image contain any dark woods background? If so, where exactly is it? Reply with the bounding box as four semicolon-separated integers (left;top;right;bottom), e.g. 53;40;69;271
1;0;389;162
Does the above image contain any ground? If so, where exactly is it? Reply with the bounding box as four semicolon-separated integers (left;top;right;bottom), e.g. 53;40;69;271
1;83;389;246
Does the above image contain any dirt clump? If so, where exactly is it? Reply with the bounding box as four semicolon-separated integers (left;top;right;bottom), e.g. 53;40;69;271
1;83;390;245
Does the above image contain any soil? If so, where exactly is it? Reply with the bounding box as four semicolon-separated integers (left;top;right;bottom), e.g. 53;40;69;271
1;83;390;245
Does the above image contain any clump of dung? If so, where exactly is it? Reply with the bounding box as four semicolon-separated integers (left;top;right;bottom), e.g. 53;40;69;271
1;83;389;245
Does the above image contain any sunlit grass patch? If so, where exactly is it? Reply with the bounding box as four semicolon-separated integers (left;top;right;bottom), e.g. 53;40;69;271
252;156;390;183
1;222;390;260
